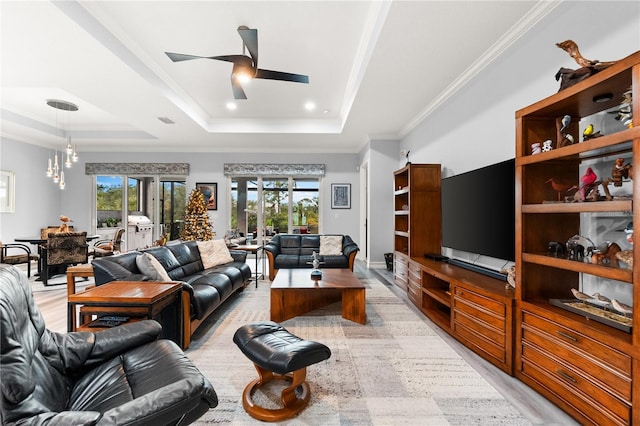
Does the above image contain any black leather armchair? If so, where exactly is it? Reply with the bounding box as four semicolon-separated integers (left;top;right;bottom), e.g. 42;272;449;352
0;264;218;425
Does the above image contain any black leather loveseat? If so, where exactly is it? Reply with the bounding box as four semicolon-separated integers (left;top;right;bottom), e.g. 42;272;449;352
91;240;252;348
263;234;359;280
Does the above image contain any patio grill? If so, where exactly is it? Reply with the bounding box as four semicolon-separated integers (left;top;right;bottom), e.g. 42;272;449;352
127;215;153;250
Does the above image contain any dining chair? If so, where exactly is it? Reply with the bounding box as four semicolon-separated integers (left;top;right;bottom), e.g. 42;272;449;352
40;231;88;286
0;241;39;277
91;227;125;258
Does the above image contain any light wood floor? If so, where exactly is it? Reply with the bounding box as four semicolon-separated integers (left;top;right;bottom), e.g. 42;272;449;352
30;261;577;425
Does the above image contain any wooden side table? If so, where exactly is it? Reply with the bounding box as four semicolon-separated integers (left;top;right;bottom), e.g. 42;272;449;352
68;281;186;348
66;263;94;298
233;244;264;288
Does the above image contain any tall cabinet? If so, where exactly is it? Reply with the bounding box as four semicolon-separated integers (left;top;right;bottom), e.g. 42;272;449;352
515;50;640;425
393;164;441;293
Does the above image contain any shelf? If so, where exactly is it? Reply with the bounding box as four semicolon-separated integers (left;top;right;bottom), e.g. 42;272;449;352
520;299;633;347
394;231;409;238
522;253;633;283
423;287;451;307
394;187;409;195
394;210;409;215
521;200;632;213
517;128;638;166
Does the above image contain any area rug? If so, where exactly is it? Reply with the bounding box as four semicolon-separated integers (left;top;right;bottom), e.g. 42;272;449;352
186;276;531;425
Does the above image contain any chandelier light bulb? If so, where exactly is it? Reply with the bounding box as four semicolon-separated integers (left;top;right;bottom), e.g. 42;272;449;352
65;151;72;168
59;171;65;189
46;158;53;177
54;153;59;168
72;145;78;162
66;138;73;155
53;169;60;183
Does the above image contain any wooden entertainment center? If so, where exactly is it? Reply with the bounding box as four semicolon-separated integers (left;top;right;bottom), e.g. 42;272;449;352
394;50;640;425
393;164;516;375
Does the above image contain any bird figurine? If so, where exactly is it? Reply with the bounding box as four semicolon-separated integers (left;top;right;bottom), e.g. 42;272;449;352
591;292;611;303
611;299;633;316
571;288;593;302
583;124;594;136
581;167;597;186
560;115;571;132
545;178;577;201
575;167;599;201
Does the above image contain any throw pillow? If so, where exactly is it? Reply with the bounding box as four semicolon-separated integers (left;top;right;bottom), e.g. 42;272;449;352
320;235;343;256
136;252;172;281
197;239;234;269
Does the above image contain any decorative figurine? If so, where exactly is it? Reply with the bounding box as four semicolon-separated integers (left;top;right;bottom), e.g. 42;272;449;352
541;140;553;152
556;115;574;148
554;40;618;91
531;142;542;155
566;234;595;260
500;265;516;290
616;222;634;267
601;158;633;200
612;299;633;316
545;178;577;201
310;251;322;279
571;288;593;302
609;88;633;128
57;215;73;233
582;123;602;141
401;150;411;166
547;241;566;257
574;167;599;201
590;241;621;265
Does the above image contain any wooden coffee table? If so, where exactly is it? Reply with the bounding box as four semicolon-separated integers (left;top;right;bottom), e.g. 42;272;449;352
270;269;366;324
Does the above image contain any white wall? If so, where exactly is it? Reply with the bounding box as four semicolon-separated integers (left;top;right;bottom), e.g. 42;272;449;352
397;0;640;270
0;146;361;251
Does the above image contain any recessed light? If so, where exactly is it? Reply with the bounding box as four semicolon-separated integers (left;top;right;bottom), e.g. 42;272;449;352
304;102;316;111
157;117;175;124
226;102;237;111
323;109;330;115
593;93;613;103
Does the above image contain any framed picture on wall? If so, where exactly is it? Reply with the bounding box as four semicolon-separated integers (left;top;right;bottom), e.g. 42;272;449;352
0;170;15;213
331;183;351;209
196;182;217;210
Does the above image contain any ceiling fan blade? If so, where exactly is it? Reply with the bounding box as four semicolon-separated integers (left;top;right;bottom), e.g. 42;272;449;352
231;77;247;100
165;52;213;62
255;68;309;84
210;54;247;64
237;26;258;66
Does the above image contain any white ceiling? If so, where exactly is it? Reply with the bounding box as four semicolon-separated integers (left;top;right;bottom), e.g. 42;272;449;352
1;1;555;154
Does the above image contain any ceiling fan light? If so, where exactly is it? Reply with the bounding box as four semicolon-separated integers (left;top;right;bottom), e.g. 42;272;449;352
234;72;252;84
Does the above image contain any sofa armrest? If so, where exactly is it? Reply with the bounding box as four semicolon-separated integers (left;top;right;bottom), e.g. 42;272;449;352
229;249;247;263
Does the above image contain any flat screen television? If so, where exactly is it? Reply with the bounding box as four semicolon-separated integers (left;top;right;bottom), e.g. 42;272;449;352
441;159;515;262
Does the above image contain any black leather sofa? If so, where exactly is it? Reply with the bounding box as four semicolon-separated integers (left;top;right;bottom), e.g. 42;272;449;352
263;234;359;280
91;240;252;348
0;264;217;425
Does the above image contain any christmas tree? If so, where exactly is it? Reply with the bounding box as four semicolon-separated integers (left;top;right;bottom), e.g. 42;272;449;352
181;188;215;241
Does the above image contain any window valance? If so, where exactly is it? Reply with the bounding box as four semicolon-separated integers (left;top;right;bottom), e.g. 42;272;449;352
85;163;189;175
223;163;325;177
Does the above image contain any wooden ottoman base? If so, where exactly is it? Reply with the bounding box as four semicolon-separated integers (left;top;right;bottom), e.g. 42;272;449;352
243;364;310;422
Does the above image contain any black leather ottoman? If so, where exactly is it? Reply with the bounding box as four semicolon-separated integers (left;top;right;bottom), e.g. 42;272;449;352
233;321;331;422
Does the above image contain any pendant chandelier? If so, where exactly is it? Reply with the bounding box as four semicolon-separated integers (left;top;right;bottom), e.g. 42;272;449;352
45;99;79;190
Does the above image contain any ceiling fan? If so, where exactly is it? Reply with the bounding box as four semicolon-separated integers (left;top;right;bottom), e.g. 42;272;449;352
165;26;309;100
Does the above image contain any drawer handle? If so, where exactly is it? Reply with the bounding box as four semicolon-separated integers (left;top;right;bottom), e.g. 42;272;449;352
556;331;578;342
556;370;577;384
